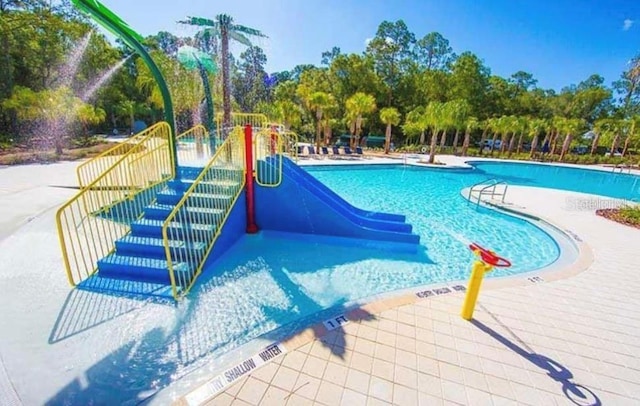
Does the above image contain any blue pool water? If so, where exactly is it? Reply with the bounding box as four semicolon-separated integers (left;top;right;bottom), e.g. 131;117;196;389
469;161;640;201
83;161;640;403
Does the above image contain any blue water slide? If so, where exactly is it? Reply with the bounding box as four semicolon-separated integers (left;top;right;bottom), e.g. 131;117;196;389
280;158;407;223
254;159;420;248
277;158;412;233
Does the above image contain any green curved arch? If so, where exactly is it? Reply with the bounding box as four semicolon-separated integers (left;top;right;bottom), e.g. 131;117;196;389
72;0;179;174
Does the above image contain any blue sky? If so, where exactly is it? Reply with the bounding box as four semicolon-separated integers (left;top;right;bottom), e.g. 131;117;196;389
103;0;640;91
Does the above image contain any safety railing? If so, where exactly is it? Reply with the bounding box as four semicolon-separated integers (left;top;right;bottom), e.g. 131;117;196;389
215;113;269;139
280;130;299;163
175;124;222;166
254;129;284;187
76;123;171;189
611;164;632;174
57;122;174;286
468;179;509;207
162;127;246;300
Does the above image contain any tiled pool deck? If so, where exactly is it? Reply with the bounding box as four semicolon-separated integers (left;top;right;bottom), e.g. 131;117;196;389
180;183;640;405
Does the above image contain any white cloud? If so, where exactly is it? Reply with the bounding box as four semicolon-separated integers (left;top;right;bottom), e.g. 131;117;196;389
623;18;634;31
364;37;373;46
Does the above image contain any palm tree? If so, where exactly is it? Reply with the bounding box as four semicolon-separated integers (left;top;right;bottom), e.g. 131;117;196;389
320;98;339;146
275;100;302;131
461;116;479;156
592;119;610;155
514;117;529;155
77;104;107;145
622;116;640;157
380;107;401;154
607;121;623;156
179;15;267;134
477;119;491;155
426;101;444;163
437;101;455;152
345;92;377;148
528;118;547;158
308;92;335;151
449;100;470;155
500;116;517;155
402;107;427;145
559;119;584;161
116;100;138;134
489;116;507;156
550;116;566;156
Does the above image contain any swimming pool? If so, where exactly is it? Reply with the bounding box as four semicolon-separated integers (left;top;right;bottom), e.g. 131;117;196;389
60;161;639;404
469;161;640;201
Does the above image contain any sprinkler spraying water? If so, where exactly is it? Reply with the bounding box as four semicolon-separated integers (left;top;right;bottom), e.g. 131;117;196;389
80;55;131;102
56;31;93;88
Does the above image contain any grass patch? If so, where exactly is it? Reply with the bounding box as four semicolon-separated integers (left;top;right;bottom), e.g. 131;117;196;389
596;205;640;229
619;206;640;223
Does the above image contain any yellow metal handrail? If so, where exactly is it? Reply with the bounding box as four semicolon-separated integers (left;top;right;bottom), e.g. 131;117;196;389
254;129;284;187
76;123;170;189
281;130;299;163
56;122;173;286
176;124;220;165
215;113;268;138
162;127;246;300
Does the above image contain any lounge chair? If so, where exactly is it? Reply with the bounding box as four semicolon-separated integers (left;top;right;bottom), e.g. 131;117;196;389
321;146;329;156
344;146;353;155
332;146;341;158
355;147;364;156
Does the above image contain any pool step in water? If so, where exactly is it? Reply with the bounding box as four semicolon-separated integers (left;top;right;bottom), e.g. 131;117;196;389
97;253;193;285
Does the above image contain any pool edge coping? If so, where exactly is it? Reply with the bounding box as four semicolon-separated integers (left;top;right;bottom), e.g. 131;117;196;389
172;187;595;406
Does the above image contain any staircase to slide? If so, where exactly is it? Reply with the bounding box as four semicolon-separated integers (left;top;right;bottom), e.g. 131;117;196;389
56;121;420;301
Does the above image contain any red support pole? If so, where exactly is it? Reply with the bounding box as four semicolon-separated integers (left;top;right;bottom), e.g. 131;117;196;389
244;124;258;233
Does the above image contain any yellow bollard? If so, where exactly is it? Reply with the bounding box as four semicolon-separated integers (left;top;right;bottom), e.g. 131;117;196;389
460;260;494;320
460;243;511;321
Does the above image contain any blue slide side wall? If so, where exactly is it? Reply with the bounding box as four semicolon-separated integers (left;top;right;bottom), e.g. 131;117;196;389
281;158;406;223
202;190;247;269
255;160;420;248
277;159;411;233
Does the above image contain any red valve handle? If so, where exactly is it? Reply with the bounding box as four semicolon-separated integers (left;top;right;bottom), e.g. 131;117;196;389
468;243;512;267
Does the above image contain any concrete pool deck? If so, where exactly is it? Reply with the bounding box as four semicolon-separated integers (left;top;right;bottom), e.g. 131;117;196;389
0;156;639;405
181;162;640;405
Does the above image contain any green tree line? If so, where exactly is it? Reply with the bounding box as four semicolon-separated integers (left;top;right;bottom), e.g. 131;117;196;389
1;3;639;161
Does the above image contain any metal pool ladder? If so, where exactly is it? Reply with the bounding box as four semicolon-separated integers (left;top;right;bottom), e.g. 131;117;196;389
468;178;509;207
611;164;632;174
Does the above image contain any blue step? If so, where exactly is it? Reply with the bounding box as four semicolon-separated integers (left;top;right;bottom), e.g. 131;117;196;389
97;253;194;285
144;203;225;222
156;188;234;207
168;178;242;194
115;235;207;259
131;218;216;241
178;166;243;180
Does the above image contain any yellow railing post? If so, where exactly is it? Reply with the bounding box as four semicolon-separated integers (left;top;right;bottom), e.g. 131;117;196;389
162;127;246;300
56;122;174;287
460;260;494;320
460;243;512;320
